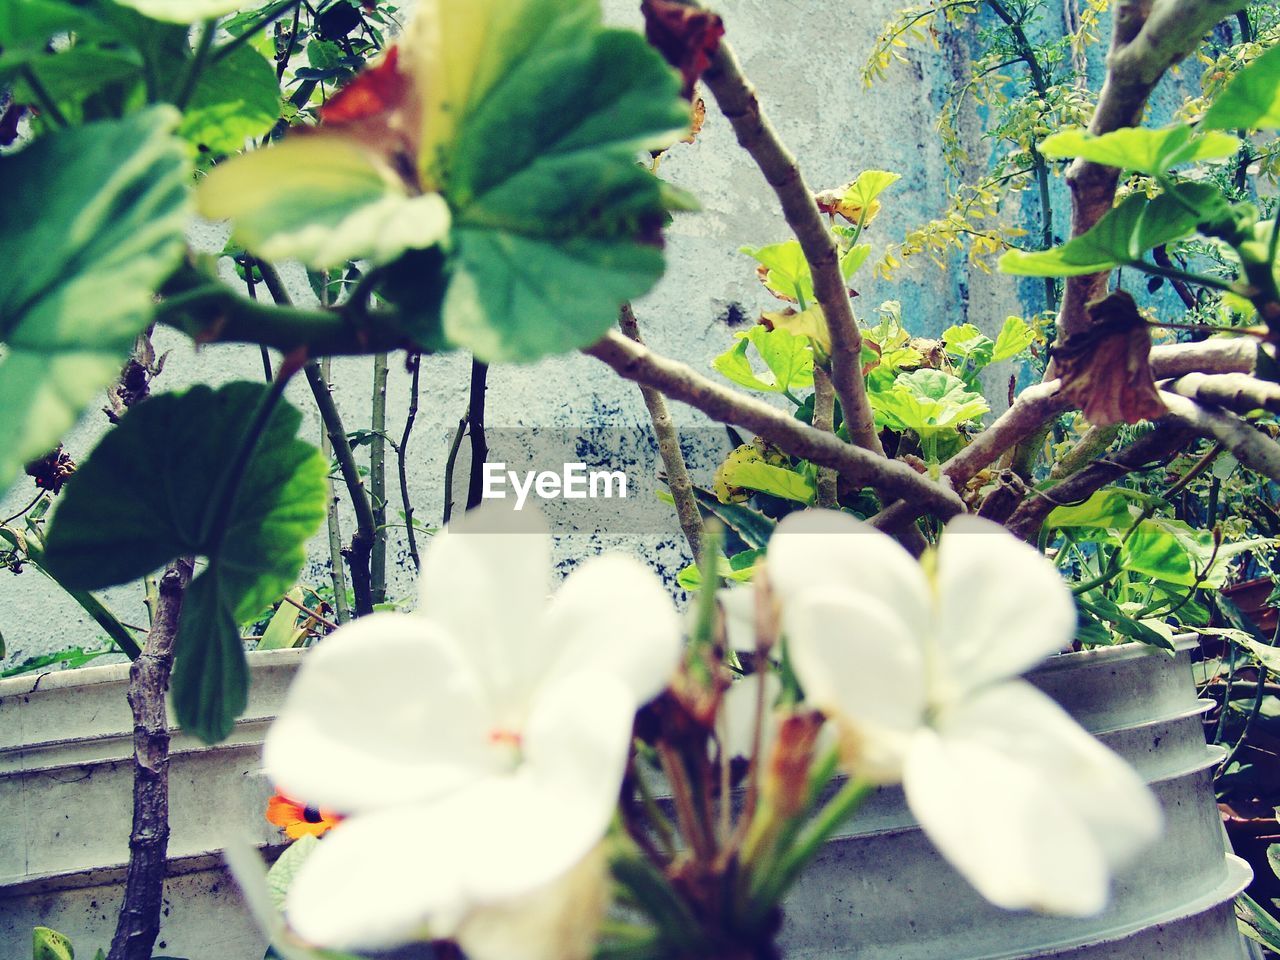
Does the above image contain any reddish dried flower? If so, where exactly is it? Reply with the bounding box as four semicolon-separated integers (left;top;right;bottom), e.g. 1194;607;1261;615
24;445;75;495
641;0;725;100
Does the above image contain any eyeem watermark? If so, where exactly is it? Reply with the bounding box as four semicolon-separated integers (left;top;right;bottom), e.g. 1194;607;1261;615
483;462;628;511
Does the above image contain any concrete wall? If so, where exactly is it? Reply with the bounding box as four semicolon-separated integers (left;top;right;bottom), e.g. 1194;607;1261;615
0;0;1111;668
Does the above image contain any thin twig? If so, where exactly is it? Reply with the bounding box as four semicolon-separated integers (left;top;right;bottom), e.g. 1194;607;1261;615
585;332;965;520
443;415;468;526
810;367;839;509
398;353;423;572
618;304;703;558
318;357;351;623
465;359;489;512
701;39;883;455
370;352;389;604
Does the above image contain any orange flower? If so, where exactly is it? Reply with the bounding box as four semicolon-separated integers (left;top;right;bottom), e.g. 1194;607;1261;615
266;792;342;840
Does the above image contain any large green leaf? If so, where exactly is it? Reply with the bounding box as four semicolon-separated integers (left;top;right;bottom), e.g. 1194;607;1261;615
198;137;452;268
999;184;1223;277
870;369;989;437
711;326;815;394
178;43;279;155
115;0;245;22
440;18;689;361
43;383;328;742
1202;44;1280;132
0;107;189;491
1039;124;1240;176
992;315;1035;362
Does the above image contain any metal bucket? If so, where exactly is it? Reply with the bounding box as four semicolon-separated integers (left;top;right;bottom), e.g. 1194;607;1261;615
778;638;1253;959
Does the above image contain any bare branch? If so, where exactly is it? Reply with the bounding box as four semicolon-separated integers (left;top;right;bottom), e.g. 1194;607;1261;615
811;367;839;509
1149;338;1257;378
619;305;704;560
1163;372;1280;417
585;332;965;519
702;40;883;455
1160;391;1280;483
1005;423;1194;541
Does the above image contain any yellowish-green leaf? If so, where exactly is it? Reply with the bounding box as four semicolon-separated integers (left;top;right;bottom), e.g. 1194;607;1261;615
992;315;1035;361
197;137;450;268
711;326;814;394
843;169;901;208
115;0;244;22
1202;44;1280;132
1039;124;1240;176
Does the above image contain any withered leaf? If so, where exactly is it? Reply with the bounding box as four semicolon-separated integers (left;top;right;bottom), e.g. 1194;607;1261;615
641;0;725;100
1053;289;1168;426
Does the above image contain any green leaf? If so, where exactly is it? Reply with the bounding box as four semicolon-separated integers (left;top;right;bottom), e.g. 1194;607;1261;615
1076;596;1173;650
676;549;762;591
0;108;190;491
712;327;814;394
992;315;1035;362
178;43;279;156
840;242;872;280
942;322;995;375
688;485;776;549
439;13;688;361
842;169;900;209
197;137;451;269
719;459;815;505
43;383;328;743
1202;45;1280;132
174;569;248;743
115;0;246;22
1039;124;1240;176
267;834;320;910
741;240;812;304
256;588;306;650
33;928;74;960
999;184;1223;277
1046;490;1139;531
870;369;988;437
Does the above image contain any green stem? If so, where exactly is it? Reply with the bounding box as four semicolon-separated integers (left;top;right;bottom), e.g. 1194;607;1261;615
22;531;142;660
319;357;352;624
17;65;68;127
211;0;302;65
203;369;293;557
750;777;872;915
174;19;218;111
370;353;388;604
1129;259;1239;295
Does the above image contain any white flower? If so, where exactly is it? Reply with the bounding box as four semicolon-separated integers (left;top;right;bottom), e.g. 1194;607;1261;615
766;510;1162;917
262;505;681;956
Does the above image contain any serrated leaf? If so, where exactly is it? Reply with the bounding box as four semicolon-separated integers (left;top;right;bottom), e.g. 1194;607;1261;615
1039;124;1240;176
870;368;988;437
0;108;190;492
198;136;451;268
43;383;328;742
942;322;994;373
689;484;776;549
992;315;1035;361
741;240;813;304
711;326;814;394
999;184;1224;277
843;169;900;208
1202;44;1280;132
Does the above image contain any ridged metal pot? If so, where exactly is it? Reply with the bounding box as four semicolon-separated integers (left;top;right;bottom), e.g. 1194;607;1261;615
0;649;303;960
778;638;1254;960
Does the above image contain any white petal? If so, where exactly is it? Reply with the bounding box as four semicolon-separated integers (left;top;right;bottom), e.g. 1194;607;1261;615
718;670;782;761
419;502;552;713
938;681;1163;870
717;583;758;654
286;806;467;949
453;842;610;960
766;509;933;640
537;554;681;705
904;726;1110;916
933;515;1076;695
784;586;925;781
263;612;496;812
